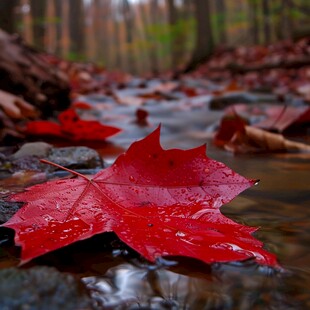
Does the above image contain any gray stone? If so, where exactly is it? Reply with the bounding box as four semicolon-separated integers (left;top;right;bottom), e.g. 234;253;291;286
0;266;95;310
210;92;277;110
47;146;103;170
5;145;103;173
11;142;52;159
11;155;46;172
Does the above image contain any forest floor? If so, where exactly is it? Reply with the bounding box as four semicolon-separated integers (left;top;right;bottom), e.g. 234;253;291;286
0;37;309;309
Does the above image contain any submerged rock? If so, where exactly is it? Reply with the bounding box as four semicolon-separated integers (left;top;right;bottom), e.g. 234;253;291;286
0;266;94;310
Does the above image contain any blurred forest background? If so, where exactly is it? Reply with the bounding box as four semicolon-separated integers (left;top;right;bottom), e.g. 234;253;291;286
0;0;310;74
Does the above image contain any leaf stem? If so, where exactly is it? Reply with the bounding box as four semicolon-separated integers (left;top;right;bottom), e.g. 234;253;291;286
40;159;91;181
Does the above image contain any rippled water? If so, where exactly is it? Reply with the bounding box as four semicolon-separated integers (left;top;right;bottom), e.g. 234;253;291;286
76;149;310;309
81;98;310;308
82;261;308;309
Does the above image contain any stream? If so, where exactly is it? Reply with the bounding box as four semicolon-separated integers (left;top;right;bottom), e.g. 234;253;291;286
0;82;309;309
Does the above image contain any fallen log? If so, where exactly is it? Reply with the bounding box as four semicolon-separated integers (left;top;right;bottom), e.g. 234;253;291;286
227;57;310;74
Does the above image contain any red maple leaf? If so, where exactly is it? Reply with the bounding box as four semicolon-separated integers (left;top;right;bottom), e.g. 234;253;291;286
213;114;248;148
1;127;278;266
25;108;121;141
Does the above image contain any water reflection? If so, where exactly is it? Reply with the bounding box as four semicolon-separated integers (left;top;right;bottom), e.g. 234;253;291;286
82;259;306;309
83;263;226;309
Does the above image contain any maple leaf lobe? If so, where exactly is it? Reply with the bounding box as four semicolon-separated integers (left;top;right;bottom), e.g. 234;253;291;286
1;127;277;267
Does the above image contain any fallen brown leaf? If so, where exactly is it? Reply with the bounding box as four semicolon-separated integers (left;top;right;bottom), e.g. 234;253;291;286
226;125;310;153
0;90;38;119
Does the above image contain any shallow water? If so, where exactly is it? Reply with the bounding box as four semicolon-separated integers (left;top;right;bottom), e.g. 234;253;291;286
1;89;310;308
82;95;310;309
77;148;310;309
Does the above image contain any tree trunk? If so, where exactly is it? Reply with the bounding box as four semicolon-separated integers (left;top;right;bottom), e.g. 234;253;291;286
185;0;213;72
30;0;46;48
215;0;227;45
279;0;293;40
99;0;112;68
167;0;189;69
45;0;57;53
69;0;85;58
134;2;149;74
20;0;34;45
141;0;162;74
85;0;98;61
262;0;271;44
112;4;124;71
54;0;62;55
122;0;136;73
182;0;194;19
0;0;18;34
248;0;259;44
60;0;70;58
167;0;180;68
0;29;70;116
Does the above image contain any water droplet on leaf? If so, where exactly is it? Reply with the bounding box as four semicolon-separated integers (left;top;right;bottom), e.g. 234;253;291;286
176;231;186;237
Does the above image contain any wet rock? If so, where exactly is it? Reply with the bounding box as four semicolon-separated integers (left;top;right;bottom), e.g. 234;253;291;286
47;146;103;170
0;201;23;224
0;147;18;173
1;142;51;172
11;155;47;172
2;145;103;174
11;142;52;159
210;92;277;110
0;266;95;310
210;92;255;110
0;146;17;157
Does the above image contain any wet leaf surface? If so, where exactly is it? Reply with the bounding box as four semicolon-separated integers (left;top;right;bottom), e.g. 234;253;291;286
1;127;278;267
